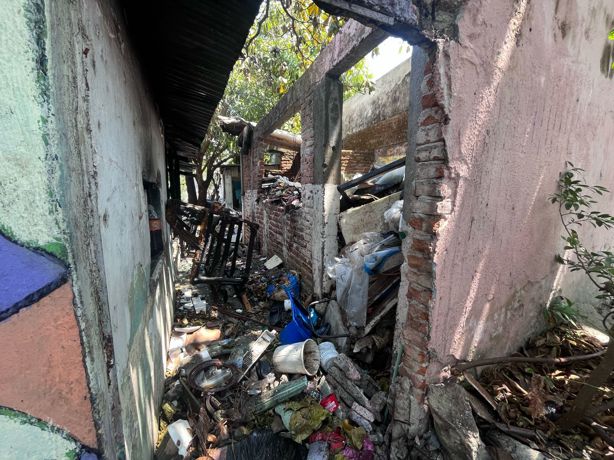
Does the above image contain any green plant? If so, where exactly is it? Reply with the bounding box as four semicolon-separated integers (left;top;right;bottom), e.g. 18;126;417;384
550;163;614;312
549;163;614;430
546;296;579;327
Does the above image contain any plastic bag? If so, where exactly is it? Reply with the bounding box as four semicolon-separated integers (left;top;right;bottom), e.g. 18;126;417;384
384;199;403;232
335;233;387;327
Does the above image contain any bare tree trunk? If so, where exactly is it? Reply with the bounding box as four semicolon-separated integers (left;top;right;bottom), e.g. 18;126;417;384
557;327;614;430
186;175;198;204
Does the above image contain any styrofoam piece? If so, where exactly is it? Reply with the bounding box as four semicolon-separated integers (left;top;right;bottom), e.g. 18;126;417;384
264;255;283;269
192;297;207;313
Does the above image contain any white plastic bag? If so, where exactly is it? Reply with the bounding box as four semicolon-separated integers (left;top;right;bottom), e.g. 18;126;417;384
384;199;403;232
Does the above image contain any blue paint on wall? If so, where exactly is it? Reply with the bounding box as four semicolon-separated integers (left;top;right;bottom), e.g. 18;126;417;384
0;234;67;321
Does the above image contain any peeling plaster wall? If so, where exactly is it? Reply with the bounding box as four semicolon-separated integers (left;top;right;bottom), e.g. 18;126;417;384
45;0;174;457
64;1;173;457
430;0;614;364
0;0;66;258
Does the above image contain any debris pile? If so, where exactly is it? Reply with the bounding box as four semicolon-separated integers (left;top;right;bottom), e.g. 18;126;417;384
261;175;302;211
418;324;613;459
156;279;391;459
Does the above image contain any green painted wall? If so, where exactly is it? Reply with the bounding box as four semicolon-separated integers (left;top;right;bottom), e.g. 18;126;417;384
0;0;66;259
0;407;80;459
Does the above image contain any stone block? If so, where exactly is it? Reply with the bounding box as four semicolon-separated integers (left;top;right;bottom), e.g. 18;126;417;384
351;401;375;423
331;354;361;381
349;408;373;432
428;383;490;460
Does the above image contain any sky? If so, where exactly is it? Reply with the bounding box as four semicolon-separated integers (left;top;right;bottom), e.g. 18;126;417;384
364;36;412;80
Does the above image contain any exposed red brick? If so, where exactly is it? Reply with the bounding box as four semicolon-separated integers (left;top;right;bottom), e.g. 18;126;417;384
407;255;432;273
407;285;432;304
408;317;429;335
421;93;438;109
410;238;432;255
420;115;440;126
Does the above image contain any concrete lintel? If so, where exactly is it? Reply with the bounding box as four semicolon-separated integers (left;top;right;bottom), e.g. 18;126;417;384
254;20;386;140
315;0;429;44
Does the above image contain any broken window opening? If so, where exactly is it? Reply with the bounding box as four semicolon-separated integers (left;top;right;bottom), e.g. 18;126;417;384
144;180;164;266
258;111;303;212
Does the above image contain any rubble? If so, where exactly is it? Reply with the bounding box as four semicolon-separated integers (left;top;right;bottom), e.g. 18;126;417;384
428;383;490;460
158;192;404;459
260;175;302;211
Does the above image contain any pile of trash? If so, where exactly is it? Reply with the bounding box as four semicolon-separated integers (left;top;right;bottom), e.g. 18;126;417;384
157;278;391;459
260;175;302;211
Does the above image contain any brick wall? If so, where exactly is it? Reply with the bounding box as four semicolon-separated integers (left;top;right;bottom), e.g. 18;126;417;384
340;150;374;180
241;97;318;295
280;150;297;175
399;51;450;402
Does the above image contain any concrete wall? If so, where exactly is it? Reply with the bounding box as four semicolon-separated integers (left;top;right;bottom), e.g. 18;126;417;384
0;1;97;455
3;0;181;457
343;59;410;140
342;60;411;179
45;1;175;458
430;0;614;364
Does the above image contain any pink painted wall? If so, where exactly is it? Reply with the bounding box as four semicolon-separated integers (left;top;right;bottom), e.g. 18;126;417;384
0;283;97;447
429;0;614;365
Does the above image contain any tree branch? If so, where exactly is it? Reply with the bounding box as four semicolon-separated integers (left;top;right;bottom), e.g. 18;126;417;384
454;349;606;372
244;0;270;57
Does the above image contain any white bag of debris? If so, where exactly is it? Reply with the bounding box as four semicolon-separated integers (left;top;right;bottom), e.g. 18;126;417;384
384;199;403;232
330;233;387;327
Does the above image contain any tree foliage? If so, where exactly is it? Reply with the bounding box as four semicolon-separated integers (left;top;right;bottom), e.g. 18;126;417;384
222;0;374;129
192;0;375;202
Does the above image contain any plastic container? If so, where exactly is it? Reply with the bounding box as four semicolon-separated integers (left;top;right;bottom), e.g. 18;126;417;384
167;419;193;457
280;298;313;345
254;376;308;414
272;339;320;376
318;342;338;371
320;393;340;413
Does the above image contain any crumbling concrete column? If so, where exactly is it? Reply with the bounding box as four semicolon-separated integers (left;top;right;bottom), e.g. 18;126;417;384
302;76;343;297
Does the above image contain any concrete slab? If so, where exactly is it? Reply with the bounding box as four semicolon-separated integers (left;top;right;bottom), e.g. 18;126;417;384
339;192;402;244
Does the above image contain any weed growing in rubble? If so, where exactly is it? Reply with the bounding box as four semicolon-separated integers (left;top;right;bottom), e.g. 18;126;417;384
546;296;579;327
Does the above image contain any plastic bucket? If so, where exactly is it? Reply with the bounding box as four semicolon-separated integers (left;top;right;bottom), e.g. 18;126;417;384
272;339;320;376
318;342;338;371
280;297;313;345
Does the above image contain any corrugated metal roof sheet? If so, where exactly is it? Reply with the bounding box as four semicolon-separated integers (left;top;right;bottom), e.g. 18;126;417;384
123;0;262;159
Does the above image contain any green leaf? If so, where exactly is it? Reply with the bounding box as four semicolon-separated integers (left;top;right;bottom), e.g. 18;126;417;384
609;29;614;41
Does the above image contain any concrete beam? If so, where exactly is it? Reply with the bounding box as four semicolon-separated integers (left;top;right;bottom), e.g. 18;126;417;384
314;0;428;44
254;20;387;140
312;77;343;185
